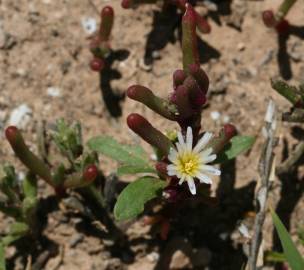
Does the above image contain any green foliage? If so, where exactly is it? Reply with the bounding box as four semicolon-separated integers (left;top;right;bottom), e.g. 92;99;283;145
114;177;167;221
265;251;286;263
53;119;83;160
215;136;255;163
88;136;155;175
271;209;304;270
0;243;6;270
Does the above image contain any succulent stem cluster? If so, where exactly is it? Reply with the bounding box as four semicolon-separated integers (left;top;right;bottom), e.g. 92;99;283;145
5;123;98;193
126;4;236;200
89;6;114;72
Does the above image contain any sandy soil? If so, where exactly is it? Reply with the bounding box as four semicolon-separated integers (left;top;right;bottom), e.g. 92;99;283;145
0;0;303;269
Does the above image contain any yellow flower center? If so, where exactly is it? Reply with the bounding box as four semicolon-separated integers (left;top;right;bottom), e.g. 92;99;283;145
177;152;200;177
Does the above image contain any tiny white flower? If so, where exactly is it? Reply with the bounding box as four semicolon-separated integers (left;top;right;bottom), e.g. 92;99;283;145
167;127;221;195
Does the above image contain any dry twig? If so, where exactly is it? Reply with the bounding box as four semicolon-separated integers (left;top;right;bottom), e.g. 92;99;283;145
248;100;277;270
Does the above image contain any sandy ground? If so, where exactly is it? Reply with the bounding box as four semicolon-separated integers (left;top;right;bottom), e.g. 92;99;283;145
0;0;303;269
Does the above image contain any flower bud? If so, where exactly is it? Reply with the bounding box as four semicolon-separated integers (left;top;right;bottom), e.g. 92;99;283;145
121;0;132;8
195;12;211;34
127;85;177;120
173;69;187;89
162;185;184;203
90;58;104;72
63;164;98;189
183;76;206;109
262;10;277;28
173;85;194;119
188;64;209;94
207;124;237;154
83;165;98;183
155;161;169;176
127;113;174;156
223;124;237;140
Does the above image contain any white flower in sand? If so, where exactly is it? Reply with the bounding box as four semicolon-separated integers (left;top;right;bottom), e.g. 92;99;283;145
167;127;221;195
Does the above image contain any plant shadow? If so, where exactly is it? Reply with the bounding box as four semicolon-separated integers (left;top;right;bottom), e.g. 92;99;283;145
143;6;221;67
99;49;130;118
151;159;256;270
272;136;304;269
277;25;304;80
6;196;60;270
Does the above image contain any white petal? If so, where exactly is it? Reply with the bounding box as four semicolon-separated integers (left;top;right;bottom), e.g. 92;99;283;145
200;165;221;175
193;132;213;153
186;126;193;151
199;147;213;158
177;131;186;149
176;142;184;153
167;165;177;176
200;154;217;163
168;148;178;163
187;177;196;195
197;173;212;184
178;175;186;185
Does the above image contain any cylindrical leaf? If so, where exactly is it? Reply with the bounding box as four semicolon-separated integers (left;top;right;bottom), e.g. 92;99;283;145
127;85;178;120
182;4;199;72
5;126;53;186
127;114;174;156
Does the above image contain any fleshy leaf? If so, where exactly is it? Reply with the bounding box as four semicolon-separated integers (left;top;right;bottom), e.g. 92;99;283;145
0;243;6;270
117;165;156;176
88;136;151;167
271;209;304;270
114;177;166;221
214;136;255;163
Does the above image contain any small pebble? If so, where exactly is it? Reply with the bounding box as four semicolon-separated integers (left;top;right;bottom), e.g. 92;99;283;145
237;42;245;51
210;111;221;121
47;87;61;97
81;17;97;34
8;104;32;129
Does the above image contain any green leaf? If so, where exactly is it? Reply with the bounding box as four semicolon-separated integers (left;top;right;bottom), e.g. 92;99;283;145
215;136;255;163
265;251;286;263
271;209;304;270
9;222;29;236
114;177;167;221
117;165;156;176
88;136;151;167
0;243;6;270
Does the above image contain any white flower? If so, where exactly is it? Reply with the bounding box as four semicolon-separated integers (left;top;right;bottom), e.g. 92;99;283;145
167;127;221;195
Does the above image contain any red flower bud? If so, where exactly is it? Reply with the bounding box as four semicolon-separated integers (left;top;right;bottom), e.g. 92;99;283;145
83;165;98;182
262;10;277;28
5;126;18;143
101;6;114;18
188;64;209;93
121;0;132;9
173;69;187;89
90;58;104;72
223;124;237;139
155;161;169;176
195;12;211;34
